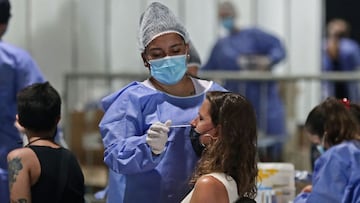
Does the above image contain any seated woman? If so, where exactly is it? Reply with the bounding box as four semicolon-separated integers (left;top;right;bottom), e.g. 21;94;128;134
294;97;360;203
182;91;258;203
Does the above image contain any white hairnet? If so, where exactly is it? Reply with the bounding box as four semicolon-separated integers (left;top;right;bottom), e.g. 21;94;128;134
138;2;190;51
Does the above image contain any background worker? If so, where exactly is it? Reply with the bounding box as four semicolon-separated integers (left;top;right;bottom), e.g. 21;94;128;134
322;18;360;102
0;1;45;202
202;1;287;161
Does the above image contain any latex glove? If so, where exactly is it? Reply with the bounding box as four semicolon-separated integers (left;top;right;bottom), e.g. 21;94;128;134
237;55;271;71
146;120;172;155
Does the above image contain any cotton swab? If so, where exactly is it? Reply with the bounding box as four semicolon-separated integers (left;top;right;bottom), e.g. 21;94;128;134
169;124;191;128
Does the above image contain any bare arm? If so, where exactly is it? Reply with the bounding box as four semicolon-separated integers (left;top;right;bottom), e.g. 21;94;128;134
7;150;32;203
190;175;229;203
301;185;313;193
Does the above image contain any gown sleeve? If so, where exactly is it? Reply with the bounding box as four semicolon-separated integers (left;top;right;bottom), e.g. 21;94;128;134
294;144;357;203
15;50;45;92
254;29;286;66
99;84;162;174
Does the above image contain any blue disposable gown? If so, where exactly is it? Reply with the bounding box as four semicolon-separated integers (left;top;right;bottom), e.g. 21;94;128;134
99;79;226;203
294;140;360;203
322;38;360;102
202;28;286;136
0;41;45;202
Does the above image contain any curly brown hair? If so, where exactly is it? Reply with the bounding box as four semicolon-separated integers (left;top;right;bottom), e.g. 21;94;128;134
190;91;258;199
305;97;360;147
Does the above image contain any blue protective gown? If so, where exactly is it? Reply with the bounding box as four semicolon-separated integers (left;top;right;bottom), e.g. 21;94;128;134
322;38;360;102
294;140;360;203
202;27;286;137
99;79;226;203
0;41;45;202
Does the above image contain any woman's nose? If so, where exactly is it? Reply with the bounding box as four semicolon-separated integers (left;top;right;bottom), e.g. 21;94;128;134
190;118;197;126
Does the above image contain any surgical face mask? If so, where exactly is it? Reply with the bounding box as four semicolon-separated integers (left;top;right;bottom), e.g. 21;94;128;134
189;126;215;157
316;144;325;155
149;54;187;85
221;17;235;31
316;133;327;155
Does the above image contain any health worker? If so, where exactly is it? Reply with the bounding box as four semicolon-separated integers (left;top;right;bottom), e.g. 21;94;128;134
98;2;226;203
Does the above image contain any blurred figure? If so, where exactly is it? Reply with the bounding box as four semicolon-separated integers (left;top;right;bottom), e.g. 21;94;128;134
294;97;360;203
0;1;46;202
322;18;360;102
202;1;286;161
187;41;201;77
98;2;226;203
182;91;257;202
7;82;84;203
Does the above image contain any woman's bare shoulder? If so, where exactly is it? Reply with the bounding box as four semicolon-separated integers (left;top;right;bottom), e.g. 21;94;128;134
191;175;228;203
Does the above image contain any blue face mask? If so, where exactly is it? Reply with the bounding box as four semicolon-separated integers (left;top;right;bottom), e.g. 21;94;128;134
316;144;325;154
221;17;235;31
149;54;187;85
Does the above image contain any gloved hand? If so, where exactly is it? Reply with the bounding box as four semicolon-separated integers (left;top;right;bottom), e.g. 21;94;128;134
146;120;172;155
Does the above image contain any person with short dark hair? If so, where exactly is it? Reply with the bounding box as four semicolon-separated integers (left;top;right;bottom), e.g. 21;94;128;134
7;82;85;203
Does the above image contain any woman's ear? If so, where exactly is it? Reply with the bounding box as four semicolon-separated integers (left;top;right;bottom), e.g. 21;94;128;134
185;43;190;59
141;52;150;68
14;114;26;134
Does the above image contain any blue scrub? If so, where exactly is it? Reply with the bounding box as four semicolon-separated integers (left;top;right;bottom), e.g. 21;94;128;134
0;41;45;202
202;27;286;137
294;141;360;203
99;80;226;203
322;38;360;102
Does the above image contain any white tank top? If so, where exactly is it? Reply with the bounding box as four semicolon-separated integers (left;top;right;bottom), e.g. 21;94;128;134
181;172;239;203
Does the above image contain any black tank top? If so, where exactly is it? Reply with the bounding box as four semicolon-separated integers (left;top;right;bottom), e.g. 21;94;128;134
29;146;85;203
